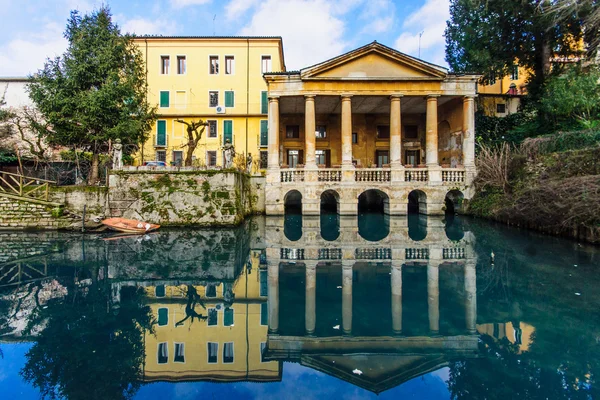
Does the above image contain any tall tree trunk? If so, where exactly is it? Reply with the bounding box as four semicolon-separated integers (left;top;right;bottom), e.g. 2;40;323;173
185;140;195;167
88;151;100;185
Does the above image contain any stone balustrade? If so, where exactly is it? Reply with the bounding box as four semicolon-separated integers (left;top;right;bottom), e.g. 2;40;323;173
442;169;465;183
318;169;342;182
405;168;429;182
443;247;466;259
355;247;392;260
405;248;430;260
354;168;391;182
280;169;305;183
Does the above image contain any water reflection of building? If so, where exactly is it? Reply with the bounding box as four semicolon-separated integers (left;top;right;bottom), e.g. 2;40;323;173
138;249;280;383
262;215;479;393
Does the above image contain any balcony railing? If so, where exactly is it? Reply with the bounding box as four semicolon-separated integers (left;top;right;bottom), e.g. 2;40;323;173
405;168;429;182
318;169;342;182
442;169;465;183
355;168;391;182
406;248;430;260
281;169;305;183
443;247;466;259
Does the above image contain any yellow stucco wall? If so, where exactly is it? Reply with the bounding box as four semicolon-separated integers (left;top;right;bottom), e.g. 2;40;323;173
133;37;284;166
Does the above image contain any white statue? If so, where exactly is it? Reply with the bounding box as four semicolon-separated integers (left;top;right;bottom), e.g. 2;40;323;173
112;139;123;170
223;139;235;169
246;153;253;174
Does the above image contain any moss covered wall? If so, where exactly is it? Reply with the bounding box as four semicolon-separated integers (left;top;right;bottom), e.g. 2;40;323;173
0;195;73;230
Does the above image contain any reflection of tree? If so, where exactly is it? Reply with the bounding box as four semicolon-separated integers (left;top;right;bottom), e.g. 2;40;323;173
175;285;207;326
20;280;153;400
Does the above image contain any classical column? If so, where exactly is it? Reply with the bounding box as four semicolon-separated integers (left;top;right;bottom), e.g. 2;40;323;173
462;96;476;167
425;95;440;166
305;261;317;335
304;95;317;169
465;261;477;333
341;95;353;167
391;262;403;335
427;263;440;334
267;96;280;169
342;261;353;335
390;94;403;167
267;261;279;334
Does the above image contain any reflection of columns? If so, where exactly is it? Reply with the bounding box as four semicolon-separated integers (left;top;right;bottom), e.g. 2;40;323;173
341;95;353;167
304;95;317;169
305;261;317;335
342;261;353;335
268;96;280;169
390;94;403;166
425;95;439;166
391;262;403;335
267;261;279;334
465;261;477;333
427;263;440;334
462;96;476;167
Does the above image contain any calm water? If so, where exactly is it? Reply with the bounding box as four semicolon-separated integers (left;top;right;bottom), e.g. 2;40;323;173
0;213;599;399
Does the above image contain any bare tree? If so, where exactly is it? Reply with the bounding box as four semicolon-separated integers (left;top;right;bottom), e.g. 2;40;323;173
2;106;53;161
175;119;208;166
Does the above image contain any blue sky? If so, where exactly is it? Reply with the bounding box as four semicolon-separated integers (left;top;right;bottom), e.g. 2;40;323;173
0;0;450;76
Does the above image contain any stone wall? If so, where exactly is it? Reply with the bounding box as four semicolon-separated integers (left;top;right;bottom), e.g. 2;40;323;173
49;186;108;216
0;195;73;231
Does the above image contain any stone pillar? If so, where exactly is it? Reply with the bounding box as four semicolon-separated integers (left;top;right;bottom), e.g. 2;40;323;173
427;262;440;334
465;261;477;333
304;95;317;169
462;96;475;167
341;95;354;182
267;96;280;170
425;95;440;167
391;262;403;335
305;261;317;335
267;261;279;334
342;261;353;335
390;94;403;167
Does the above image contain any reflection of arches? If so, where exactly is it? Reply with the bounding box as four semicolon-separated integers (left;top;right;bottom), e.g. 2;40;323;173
408;213;427;241
283;213;302;241
445;214;464;241
444;190;464;214
358;213;390;242
284;190;302;214
320;190;340;214
320;213;340;241
408;190;427;215
358;189;390;215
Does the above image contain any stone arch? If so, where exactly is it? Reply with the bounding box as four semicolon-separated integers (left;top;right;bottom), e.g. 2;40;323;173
284;190;302;214
358;189;390;215
444;189;464;215
320;189;340;214
408;190;427;214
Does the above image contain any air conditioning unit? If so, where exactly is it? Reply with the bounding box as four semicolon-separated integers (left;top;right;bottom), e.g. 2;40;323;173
216;105;226;114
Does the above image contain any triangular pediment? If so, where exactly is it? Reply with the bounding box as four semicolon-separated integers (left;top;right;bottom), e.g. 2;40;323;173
301;42;447;80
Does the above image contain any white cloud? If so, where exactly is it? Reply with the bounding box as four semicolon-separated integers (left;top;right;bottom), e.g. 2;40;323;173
239;0;348;70
360;15;394;35
394;0;450;65
170;0;212;9
120;17;177;36
225;0;260;20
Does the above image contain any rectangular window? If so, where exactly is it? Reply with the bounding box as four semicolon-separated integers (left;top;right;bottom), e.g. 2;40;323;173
315;125;327;139
488;71;496;85
287;149;303;168
160;56;170;74
405;149;420;167
159;91;169;108
261;56;272;73
207;151;217;166
210;55;219;74
209;91;219;107
225;91;234;107
207;308;217;326
259;269;268;296
497;103;507;114
207;342;218;363
158;307;168;326
206;284;217;298
377;125;390;139
207;120;217;138
376;150;389;167
316;149;326;165
177;56;186;74
260;342;267;362
156;150;166;162
286;125;300;139
223;120;233;144
404;125;418;139
223;342;234;363
172;151;183;166
225;56;234;74
261;91;268;114
260;302;268;326
224;307;234;327
155;285;166;297
260;120;268;147
352;132;358;144
158;342;168;364
174;343;185;363
260;151;268;169
511;65;519;80
175;91;186;109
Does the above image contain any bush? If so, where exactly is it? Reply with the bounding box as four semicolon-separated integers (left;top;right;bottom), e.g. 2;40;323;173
521;129;600;156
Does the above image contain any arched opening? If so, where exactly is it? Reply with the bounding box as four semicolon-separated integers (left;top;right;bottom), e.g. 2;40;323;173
444;190;464;215
408;190;427;215
445;214;465;241
320;190;340;241
358;213;390;241
408;213;428;241
320;190;340;214
358;189;390;215
284;190;302;214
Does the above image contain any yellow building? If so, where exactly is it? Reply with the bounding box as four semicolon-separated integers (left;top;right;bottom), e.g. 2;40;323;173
477;64;528;117
133;36;286;168
141;250;280;382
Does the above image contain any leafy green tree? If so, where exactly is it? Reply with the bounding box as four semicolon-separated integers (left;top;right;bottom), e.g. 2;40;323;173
28;6;156;184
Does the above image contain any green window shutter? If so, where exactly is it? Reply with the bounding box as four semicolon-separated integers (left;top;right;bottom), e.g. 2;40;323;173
223;120;233;144
155;285;165;297
261;91;268;114
260;302;268;326
225;91;234;107
224;308;234;327
157;120;167;146
160;91;169;108
259;270;268;296
260;120;268;147
158;308;168;326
